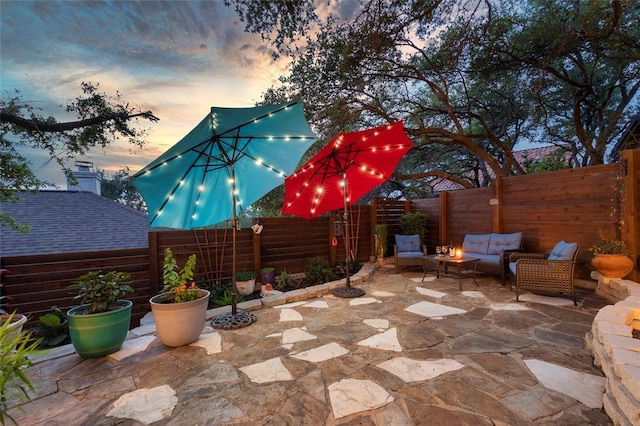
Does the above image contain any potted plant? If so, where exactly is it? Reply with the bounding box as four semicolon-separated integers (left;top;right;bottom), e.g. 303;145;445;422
0;309;27;352
1;311;41;425
373;224;388;263
235;271;257;295
590;231;634;278
67;271;134;358
149;248;210;347
259;267;275;288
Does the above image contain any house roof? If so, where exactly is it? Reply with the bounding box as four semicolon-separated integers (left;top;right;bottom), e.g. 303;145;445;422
1;191;150;257
610;114;640;161
430;145;568;192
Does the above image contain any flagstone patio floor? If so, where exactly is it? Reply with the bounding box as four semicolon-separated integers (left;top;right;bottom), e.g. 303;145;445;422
9;264;613;425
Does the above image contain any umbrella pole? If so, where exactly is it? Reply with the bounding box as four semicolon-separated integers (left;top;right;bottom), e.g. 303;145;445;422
231;167;238;316
331;176;364;298
343;179;351;288
210;165;256;329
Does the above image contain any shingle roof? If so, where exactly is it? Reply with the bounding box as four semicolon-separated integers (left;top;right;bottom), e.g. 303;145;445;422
1;191;150;257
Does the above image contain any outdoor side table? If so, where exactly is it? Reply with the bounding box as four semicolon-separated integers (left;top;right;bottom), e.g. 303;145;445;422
422;255;481;290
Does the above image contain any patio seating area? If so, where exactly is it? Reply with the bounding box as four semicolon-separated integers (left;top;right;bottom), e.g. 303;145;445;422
8;264;614;425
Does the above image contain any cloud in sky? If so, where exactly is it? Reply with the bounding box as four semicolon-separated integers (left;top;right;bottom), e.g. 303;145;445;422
1;0;292;187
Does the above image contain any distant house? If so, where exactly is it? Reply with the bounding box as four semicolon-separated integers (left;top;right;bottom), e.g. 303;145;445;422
610;114;640;162
0;191;150;257
430;145;570;193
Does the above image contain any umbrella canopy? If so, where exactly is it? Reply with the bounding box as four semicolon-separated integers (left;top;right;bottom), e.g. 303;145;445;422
282;121;413;219
132;101;315;229
133;102;315;325
282;121;412;296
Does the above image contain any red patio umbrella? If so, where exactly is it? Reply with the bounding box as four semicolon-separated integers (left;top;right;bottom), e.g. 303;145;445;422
282;121;413;296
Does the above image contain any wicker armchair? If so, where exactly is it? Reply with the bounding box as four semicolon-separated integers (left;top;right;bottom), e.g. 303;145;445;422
509;242;580;305
393;234;426;273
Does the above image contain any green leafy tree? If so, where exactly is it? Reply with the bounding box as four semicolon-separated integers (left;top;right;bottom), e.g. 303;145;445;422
523;148;570;174
101;167;147;213
227;0;639;198
1;82;158;229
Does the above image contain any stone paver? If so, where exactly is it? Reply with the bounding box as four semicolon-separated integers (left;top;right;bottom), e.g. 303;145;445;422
8;267;615;425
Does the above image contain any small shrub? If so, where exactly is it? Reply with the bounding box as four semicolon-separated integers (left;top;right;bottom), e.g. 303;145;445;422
212;287;244;307
236;271;256;281
304;257;335;285
398;211;429;243
275;270;293;291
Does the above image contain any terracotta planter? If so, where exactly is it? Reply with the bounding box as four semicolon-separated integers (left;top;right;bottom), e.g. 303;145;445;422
591;253;634;278
149;289;209;347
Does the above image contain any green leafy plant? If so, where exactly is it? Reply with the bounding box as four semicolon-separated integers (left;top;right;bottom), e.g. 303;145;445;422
212;287;244;307
236;271;256;281
373;224;388;258
590;230;631;255
260;267;275;273
275;270;293;291
1;312;41;425
162;248;200;303
68;271;134;314
33;307;70;348
398;211;429;243
304;257;335;285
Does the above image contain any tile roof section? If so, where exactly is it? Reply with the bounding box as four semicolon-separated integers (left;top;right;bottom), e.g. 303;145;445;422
431;145;568;192
1;191;150;257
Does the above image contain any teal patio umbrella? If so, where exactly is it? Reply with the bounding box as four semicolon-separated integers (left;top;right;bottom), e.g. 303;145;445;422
133;101;315;328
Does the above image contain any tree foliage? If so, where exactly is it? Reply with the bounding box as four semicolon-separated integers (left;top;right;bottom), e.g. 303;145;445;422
228;0;640;200
100;167;147;213
1;82;158;229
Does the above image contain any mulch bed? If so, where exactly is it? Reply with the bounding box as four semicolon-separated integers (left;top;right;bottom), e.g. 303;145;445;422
209;264;362;306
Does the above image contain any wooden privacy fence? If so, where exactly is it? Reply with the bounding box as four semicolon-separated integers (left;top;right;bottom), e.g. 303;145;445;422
2;149;638;327
1;209;373;327
1;248;152;328
148;208;373;291
374;149;638;282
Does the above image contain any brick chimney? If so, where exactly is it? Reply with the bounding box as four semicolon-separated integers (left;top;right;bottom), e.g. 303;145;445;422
67;160;102;195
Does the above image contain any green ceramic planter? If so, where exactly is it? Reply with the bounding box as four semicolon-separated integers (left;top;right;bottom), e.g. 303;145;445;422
67;300;132;358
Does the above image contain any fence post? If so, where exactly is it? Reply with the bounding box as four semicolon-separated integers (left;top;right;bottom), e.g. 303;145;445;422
439;191;448;245
253;228;261;274
492;177;503;233
148;232;159;292
370;199;378;259
621;149;639;282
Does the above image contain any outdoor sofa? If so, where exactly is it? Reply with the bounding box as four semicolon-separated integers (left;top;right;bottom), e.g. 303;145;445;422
461;232;523;284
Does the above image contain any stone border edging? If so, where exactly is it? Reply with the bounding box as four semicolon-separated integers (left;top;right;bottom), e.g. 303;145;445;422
205;262;378;319
586;274;640;426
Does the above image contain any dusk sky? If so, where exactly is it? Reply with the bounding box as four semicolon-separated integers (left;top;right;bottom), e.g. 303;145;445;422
1;1;344;188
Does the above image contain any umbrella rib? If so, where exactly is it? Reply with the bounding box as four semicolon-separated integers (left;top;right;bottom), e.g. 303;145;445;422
214;101;298;138
149;140;218;225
